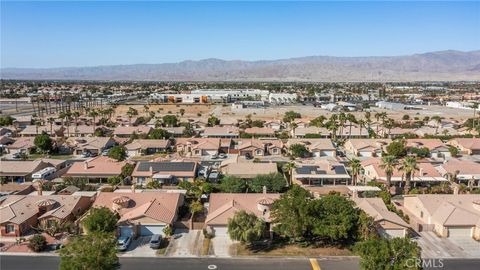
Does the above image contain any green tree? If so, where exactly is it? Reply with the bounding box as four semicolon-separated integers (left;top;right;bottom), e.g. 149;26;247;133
379;155;399;189
399;156;419;194
82;207;118;234
108;146;127;161
308;194;358;243
348;158;362;185
207;115;220;126
148;128;171;139
121;163;135;178
28;234;47;252
60;233;119;270
0;115;14;126
34;132;53;154
448;146;459;157
410;147;430;158
271;185;311;240
162;115;178;127
354;237;422;270
289;144;309;158
250;173;286;193
146;181;162;189
227;210;266;245
219;175;247;193
107;176;123;187
283;111;301;123
386;140;407;158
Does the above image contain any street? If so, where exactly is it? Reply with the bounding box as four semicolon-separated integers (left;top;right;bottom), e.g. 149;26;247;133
0;255;358;270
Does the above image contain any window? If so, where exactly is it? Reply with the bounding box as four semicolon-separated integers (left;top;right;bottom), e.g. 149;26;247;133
272;148;278;154
5;224;15;234
47;219;57;228
255;149;263;155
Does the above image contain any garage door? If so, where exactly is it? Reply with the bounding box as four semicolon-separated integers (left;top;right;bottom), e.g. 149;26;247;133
119;226;133;236
448;227;472;238
211;226;228;236
140;225;165;236
385;229;405;238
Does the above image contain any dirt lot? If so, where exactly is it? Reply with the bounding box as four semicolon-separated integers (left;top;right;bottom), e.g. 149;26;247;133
233;243;352;257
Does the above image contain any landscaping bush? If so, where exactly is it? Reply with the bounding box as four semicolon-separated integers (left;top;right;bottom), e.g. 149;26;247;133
28;234;47;252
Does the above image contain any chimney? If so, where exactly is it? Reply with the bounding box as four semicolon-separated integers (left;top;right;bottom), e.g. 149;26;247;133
149;165;153;175
263;185;267;194
84;161;89;170
453;184;459;195
131;184;136;194
419;168;424;176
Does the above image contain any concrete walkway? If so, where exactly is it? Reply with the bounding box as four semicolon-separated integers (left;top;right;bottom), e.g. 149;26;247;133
210;235;235;257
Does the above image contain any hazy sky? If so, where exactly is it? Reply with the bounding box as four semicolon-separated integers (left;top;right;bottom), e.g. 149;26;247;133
1;1;479;68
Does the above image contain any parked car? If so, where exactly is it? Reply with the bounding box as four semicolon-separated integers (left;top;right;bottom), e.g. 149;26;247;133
218;153;227;159
117;236;132;251
210;154;218;160
149;234;162;249
12;153;21;160
101;149;110;156
81;152;91;158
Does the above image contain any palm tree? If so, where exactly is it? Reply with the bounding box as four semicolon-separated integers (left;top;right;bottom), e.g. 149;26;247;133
126;107;138;125
47;117;55;136
282;162;297;186
88;109;99;135
290;122;298;137
379;155;399;189
143;105;150;118
399;156;419;194
72;111;80;128
374;112;381;134
348;158;362;185
431;116;443;135
189;200;203;230
346;113;357;139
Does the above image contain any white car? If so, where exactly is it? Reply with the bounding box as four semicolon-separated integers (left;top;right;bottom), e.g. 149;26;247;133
117;236;132;252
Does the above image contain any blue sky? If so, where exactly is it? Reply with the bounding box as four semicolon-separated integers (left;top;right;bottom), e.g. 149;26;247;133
1;1;479;68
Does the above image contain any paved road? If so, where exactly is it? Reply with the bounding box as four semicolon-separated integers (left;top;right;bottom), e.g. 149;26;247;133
0;255;358;270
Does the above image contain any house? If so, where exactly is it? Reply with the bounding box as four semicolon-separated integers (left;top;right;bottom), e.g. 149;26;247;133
6;137;35;154
447;138;480;155
113;126;152;138
131;161;198;185
361;158;448;187
379;127;416;139
406;139;451;159
66;137;116;155
243;127;275;137
292;160;351;186
0;160;59;183
0;194;91;237
92;191;184;237
436;159;480;183
202;126;239;138
344;139;391;157
65;125;96;137
125;139;171;157
13;116;32;129
355;197;410;238
64;156;130;182
205;193;280;236
233;139;283;157
291;127;329;138
403;194;480;240
414;127;459;137
163;126;186;137
57;185;81;195
337;125;369;139
286;139;336;157
175;138;220;157
221;162;278;179
19;125;60;137
264;120;282;131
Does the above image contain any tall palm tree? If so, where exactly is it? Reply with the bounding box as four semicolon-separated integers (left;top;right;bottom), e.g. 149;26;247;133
374;112;381;134
399;156;419;194
346;113;357;139
379;155;399;189
290;122;298;138
88;109;99;135
282;162;297;186
431;116;443;135
348;158;362;186
47;117;55;136
72;111;80;128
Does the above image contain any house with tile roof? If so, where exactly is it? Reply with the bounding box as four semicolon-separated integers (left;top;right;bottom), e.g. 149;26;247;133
175;138;220;157
447;138;480;155
202;126;239;138
403;194;480;240
131;161;198;185
205;193;280;236
0;195;91;237
232;139;283;158
0;160;60;183
113;126;152;138
63;156;130;182
406;139;451;159
92;191;184;237
436;159;480;183
344;139;391;157
66;137;116;156
354;197;410;238
292;159;351;186
243;127;275;137
361;158;447;187
125;139;171;157
286;139;336;157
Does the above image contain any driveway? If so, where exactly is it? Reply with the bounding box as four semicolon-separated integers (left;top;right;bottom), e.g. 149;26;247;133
165;229;203;257
415;232;480;258
210;234;235;257
119;236;157;257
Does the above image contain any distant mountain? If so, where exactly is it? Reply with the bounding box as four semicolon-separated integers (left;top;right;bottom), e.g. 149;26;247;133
2;50;480;82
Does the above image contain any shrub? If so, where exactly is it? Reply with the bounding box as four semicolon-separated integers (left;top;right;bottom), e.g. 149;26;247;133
163;225;173;236
28;234;47;252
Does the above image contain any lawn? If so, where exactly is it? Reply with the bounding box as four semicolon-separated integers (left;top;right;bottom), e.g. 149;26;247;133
234;242;352;257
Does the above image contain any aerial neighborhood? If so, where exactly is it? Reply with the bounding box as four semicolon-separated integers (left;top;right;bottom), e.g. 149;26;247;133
1;81;479;268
